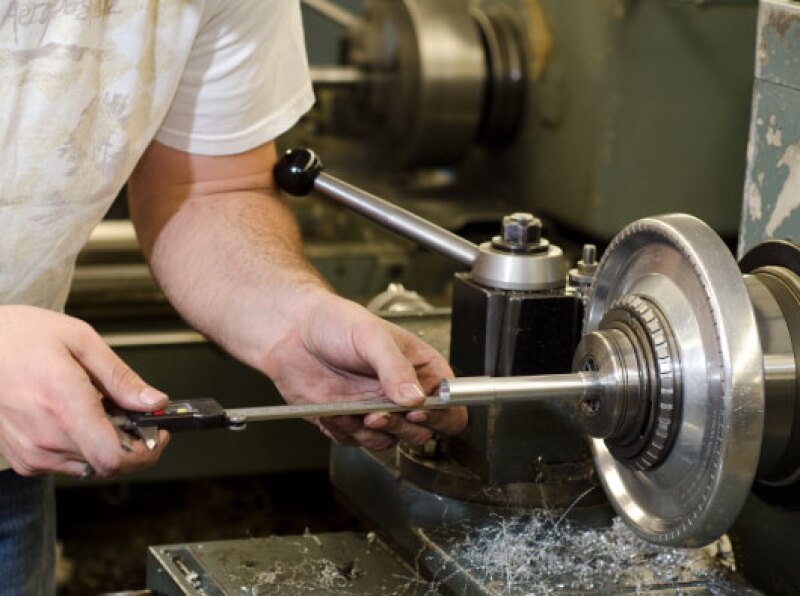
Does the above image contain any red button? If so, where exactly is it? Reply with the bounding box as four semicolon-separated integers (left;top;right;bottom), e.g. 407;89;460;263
154;410;165;416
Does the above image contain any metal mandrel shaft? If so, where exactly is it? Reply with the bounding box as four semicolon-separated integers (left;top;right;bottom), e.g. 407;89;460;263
228;372;601;423
440;372;601;402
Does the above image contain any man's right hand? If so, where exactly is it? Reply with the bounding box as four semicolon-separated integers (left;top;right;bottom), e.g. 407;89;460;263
0;306;170;478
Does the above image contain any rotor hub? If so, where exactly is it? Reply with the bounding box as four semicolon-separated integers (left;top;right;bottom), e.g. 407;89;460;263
575;295;682;471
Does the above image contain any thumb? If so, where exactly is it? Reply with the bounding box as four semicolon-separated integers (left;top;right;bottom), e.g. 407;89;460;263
359;325;426;406
67;327;168;411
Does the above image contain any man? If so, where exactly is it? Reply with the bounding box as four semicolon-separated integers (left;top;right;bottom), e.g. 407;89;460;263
0;1;467;593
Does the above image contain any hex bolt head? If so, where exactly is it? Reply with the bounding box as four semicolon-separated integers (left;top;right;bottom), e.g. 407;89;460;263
501;212;542;246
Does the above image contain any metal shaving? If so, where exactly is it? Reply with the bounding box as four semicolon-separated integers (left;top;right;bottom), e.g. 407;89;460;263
236;533;365;595
232;517;746;595
217;515;750;595
414;513;741;594
241;558;362;594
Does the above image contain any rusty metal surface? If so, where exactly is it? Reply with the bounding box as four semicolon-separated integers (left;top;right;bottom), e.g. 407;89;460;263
739;0;800;255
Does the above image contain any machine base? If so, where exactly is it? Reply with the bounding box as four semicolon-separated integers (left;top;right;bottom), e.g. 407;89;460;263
146;522;759;595
147;533;415;595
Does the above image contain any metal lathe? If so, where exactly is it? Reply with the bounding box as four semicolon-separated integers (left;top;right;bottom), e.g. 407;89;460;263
68;0;800;593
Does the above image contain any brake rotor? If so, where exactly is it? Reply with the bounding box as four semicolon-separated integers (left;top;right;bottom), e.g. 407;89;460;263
583;214;764;546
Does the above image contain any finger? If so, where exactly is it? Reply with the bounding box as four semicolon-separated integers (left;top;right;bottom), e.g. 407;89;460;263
0;417;84;476
364;413;433;446
406;407;468;435
323;415;396;451
65;322;168;411
61;459;93;478
317;419;359;447
30;454;87;477
8;448;89;478
354;323;426;406
0;443;40;477
350;428;396;451
401;334;455;395
93;431;170;477
117;431;170;474
320;427;359;447
62;432;170;478
59;378;130;476
59;370;168;477
405;410;429;424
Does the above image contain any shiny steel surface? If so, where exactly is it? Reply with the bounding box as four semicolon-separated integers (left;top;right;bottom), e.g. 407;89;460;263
743;264;800;486
573;329;641;441
440;372;600;402
744;275;796;480
352;0;485;166
573;293;685;472
471;242;568;291
315;174;481;267
315;169;567;290
589;295;682;471
568;244;599;299
231;398;453;422
232;372;600;423
585;214;764;546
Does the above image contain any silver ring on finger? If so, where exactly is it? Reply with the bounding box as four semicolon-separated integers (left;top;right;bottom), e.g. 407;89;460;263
79;463;95;480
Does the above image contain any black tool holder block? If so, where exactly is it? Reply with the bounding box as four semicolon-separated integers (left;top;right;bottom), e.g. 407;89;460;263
448;273;590;486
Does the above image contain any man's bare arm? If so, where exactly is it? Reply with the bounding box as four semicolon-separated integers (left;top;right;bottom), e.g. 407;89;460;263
128;141;467;450
129;141;327;368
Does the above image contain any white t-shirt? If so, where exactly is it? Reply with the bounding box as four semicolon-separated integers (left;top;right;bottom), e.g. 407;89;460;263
0;0;315;311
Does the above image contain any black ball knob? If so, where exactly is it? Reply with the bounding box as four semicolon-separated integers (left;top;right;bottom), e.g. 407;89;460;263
273;148;324;196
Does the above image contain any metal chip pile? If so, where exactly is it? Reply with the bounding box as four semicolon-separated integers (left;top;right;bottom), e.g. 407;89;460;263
426;513;741;594
242;557;362;594
231;515;750;595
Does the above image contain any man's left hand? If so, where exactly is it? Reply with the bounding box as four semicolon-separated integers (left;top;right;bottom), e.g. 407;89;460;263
261;291;467;451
